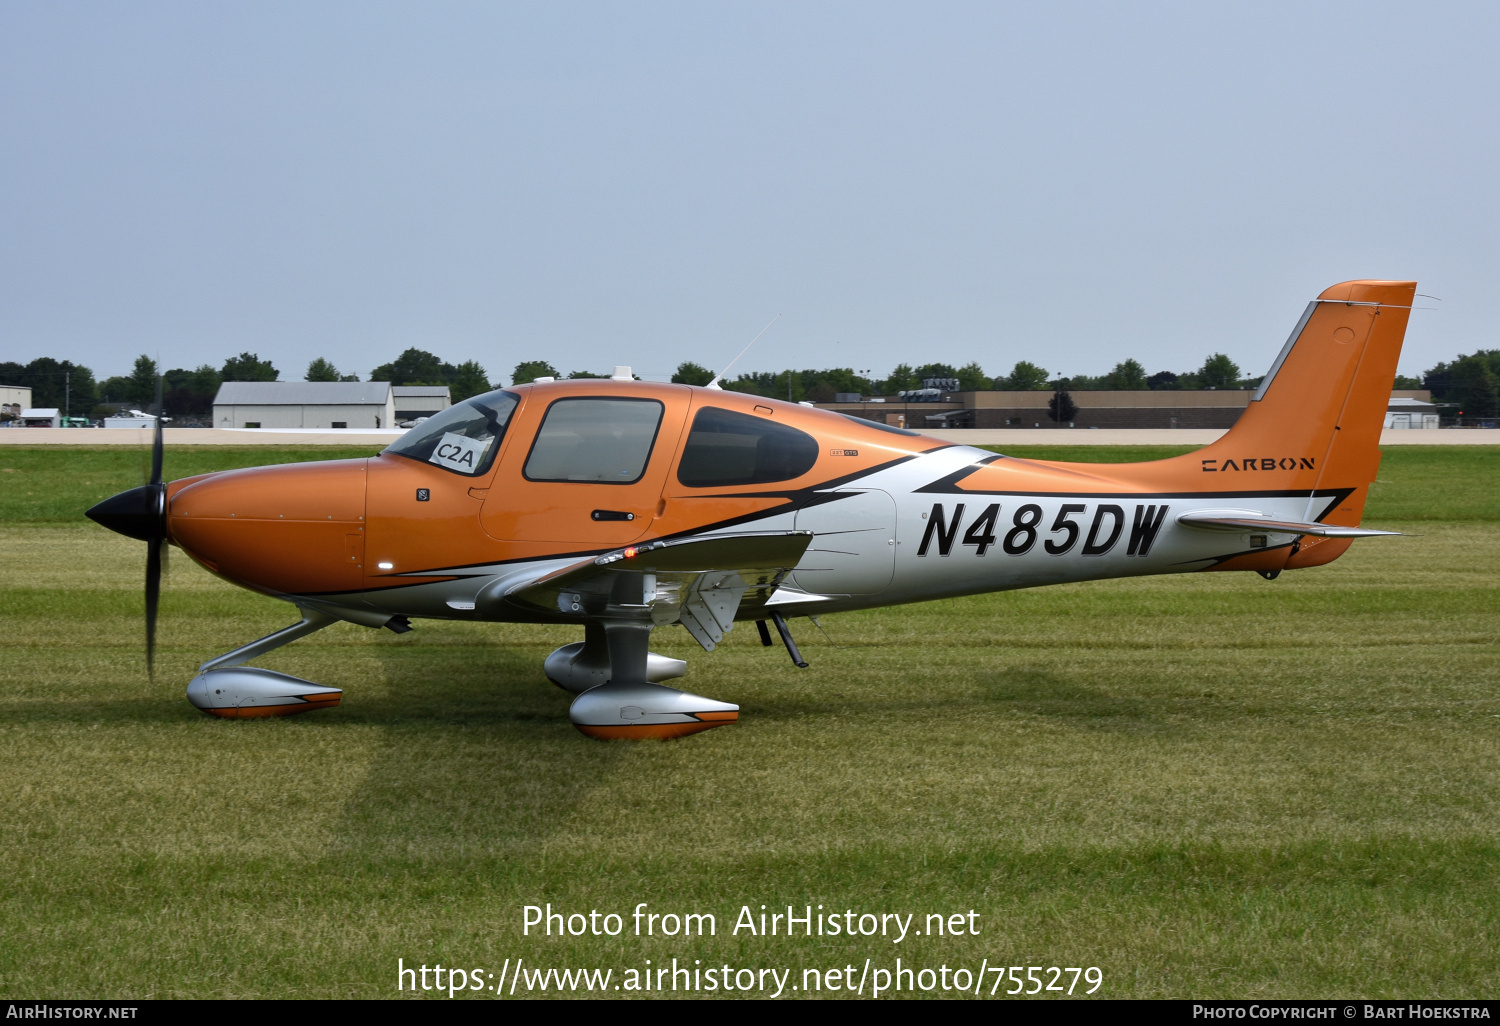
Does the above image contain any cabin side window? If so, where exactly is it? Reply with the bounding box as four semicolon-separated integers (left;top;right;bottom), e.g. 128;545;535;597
676;406;820;487
523;397;665;484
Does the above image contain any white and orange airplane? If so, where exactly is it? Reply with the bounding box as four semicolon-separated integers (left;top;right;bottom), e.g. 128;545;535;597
89;279;1414;738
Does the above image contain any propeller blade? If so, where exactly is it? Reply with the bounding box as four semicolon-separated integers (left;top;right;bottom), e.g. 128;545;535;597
89;376;170;677
147;374;165;676
150;374;164;486
146;533;162;677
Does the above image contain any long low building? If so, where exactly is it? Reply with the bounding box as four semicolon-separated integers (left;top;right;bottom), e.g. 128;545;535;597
212;381;397;430
819;388;1435;430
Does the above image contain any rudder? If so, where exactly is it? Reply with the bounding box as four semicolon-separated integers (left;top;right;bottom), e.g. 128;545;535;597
1192;279;1415;551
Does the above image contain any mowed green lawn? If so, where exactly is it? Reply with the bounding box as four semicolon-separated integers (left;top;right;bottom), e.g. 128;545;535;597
1;444;1497;999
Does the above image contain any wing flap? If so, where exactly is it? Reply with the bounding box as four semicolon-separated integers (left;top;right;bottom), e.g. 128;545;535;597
499;531;814;644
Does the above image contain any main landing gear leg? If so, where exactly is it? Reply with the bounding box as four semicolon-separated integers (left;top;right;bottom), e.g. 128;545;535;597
185;607;344;719
544;623;687;692
567;621;739;740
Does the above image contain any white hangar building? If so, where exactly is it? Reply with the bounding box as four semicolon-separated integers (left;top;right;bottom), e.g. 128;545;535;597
212;381;397;430
393;385;451;424
1384;396;1440;429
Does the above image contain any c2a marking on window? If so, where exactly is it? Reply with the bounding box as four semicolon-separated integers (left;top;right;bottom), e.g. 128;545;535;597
1202;456;1314;472
917;502;1169;558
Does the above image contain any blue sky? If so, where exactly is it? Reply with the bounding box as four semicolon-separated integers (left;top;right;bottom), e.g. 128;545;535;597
2;1;1495;383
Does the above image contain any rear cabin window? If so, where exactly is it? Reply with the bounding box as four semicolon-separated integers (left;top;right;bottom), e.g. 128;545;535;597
523;397;664;484
676;406;820;487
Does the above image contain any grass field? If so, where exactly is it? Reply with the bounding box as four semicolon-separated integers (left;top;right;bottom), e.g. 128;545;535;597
2;444;1498;999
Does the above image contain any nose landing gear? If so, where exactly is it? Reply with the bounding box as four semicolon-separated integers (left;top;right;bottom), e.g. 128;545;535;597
185;607;345;718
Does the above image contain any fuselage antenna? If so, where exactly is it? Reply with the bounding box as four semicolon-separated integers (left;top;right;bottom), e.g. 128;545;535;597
705;314;781;390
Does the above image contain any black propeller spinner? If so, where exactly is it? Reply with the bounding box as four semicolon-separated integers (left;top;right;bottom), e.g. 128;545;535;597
85;377;167;674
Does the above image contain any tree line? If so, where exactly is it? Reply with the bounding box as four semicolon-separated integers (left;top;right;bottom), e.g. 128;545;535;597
650;353;1412;404
5;346;1497;420
508;353;1265;400
1418;350;1500;418
0;348;499;419
676;354;1270;402
516;350;1491;414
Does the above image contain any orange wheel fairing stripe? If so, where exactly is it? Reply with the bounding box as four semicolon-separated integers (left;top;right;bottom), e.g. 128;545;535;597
574;718;736;741
200;694;341;719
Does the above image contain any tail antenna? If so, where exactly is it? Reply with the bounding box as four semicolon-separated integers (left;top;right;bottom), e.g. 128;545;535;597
706;314;780;390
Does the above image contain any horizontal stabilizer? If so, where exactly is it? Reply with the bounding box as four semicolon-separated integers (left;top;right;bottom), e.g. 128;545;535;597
1176;511;1399;538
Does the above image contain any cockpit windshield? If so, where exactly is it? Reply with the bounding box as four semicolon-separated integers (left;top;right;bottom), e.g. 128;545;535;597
383;389;520;477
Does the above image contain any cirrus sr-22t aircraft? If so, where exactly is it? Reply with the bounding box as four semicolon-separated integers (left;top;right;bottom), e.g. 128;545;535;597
89;280;1415;739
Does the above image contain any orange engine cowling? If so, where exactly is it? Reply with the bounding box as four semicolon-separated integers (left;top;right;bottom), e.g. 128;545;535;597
168;459;368;596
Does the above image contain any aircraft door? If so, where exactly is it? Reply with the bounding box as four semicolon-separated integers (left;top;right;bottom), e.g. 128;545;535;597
482;388;689;546
791;489;897;595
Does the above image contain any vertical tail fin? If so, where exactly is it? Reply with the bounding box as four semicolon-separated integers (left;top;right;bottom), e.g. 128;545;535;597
1188;279;1415;566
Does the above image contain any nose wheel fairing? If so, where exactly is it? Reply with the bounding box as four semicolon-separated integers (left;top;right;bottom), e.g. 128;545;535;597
186;666;342;719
